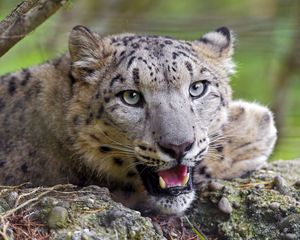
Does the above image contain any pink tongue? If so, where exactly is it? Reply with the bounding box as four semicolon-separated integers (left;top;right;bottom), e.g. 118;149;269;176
158;165;188;187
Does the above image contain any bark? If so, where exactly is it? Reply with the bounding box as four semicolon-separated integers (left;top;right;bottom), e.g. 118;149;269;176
0;160;299;240
0;0;39;35
0;0;69;57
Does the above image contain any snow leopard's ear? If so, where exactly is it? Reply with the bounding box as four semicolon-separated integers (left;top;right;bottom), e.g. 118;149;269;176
69;25;113;81
194;27;235;74
195;27;234;58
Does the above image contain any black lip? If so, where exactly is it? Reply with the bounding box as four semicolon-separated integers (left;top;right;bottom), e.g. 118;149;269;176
136;164;193;197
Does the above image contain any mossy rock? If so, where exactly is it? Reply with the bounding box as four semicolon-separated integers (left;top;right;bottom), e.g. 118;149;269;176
0;160;299;239
188;160;300;239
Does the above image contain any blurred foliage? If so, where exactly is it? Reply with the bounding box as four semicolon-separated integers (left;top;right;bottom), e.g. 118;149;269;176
0;0;299;160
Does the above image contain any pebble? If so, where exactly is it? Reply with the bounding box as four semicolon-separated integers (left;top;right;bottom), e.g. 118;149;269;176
208;181;224;191
47;206;68;229
232;202;240;209
273;175;290;195
218;197;232;214
294;180;300;188
269;202;280;210
280;233;297;240
87;198;95;204
6;191;18;207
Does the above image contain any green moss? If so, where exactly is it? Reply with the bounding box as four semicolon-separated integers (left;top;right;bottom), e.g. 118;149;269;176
188;160;300;239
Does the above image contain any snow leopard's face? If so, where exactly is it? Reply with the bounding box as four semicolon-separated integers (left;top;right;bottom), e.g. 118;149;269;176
68;25;234;214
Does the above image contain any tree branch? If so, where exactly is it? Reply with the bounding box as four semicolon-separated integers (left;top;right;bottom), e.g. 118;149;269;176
0;0;69;57
0;0;39;35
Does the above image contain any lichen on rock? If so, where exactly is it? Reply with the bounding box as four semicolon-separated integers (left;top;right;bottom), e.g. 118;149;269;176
0;185;164;239
0;160;300;239
188;160;300;239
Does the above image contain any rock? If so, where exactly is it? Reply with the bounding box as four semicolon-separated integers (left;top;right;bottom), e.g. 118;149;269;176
207;181;224;191
47;206;69;229
0;197;10;213
5;191;18;207
218;197;233;214
279;214;300;235
47;186;163;239
269;202;280;210
0;185;164;239
1;160;300;239
232;202;240;209
273;175;290;195
281;233;298;240
294;180;300;188
187;160;300;239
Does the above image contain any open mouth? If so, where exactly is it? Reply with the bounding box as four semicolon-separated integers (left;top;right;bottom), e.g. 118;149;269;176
136;164;193;197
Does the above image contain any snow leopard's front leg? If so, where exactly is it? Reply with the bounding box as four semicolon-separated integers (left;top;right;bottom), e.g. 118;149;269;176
194;100;277;182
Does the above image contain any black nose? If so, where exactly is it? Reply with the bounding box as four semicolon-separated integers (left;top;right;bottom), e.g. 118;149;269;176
158;141;194;161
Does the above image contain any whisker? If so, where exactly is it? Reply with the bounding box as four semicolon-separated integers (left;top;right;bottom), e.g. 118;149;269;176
100;144;135;154
206;151;224;159
93;127;133;149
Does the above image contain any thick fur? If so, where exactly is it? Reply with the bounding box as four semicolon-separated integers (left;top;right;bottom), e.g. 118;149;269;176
0;26;277;214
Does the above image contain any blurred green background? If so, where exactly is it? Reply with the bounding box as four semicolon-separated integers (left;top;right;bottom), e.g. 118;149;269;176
0;0;299;160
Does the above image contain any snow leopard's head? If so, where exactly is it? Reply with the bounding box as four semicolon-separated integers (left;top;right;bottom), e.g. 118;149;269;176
68;25;234;214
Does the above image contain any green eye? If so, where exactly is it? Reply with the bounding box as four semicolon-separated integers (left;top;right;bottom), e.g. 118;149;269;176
121;90;142;106
189;81;209;98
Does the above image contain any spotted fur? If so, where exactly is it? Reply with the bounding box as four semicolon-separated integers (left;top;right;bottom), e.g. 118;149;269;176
0;26;277;214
